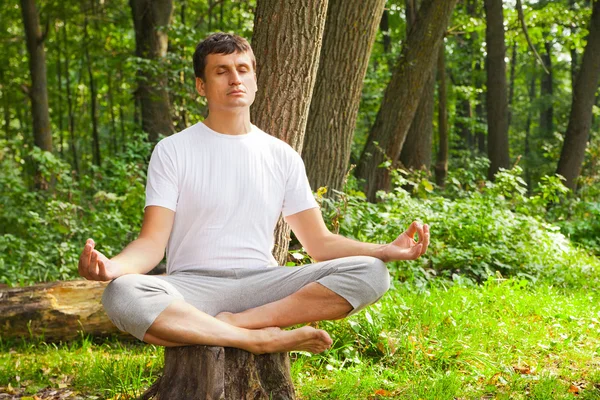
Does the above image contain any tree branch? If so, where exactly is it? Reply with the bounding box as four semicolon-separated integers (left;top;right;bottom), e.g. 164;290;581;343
516;0;549;74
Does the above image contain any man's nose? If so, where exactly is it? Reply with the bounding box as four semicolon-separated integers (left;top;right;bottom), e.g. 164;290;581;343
229;71;242;85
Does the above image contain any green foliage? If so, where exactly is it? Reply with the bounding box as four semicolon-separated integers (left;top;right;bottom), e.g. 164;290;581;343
0;134;149;286
317;165;600;288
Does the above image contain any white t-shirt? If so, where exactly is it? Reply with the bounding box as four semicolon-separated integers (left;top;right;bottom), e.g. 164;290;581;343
145;122;319;273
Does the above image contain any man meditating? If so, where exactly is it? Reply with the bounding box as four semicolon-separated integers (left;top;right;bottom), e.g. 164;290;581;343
78;33;430;355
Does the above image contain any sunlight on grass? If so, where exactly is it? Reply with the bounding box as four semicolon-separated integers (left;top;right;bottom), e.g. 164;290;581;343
2;279;600;398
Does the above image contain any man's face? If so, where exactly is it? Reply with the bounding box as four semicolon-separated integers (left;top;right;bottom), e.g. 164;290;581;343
196;51;257;112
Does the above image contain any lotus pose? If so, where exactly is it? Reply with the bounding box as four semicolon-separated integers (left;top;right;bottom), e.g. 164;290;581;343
78;33;430;355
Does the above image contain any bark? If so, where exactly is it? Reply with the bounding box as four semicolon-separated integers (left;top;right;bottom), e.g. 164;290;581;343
539;41;554;138
251;0;328;264
142;347;294;400
400;0;435;171
557;0;600;190
456;98;472;149
435;46;448;187
484;0;510;180
355;0;458;202
302;0;386;195
400;73;435;170
83;17;101;166
63;20;79;173
1;68;10;139
525;72;536;188
130;0;175;142
476;61;486;154
20;0;52;155
0;280;127;341
508;42;517;129
380;9;391;54
55;23;64;156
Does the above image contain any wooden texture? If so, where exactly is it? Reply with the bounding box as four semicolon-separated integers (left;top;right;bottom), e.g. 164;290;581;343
355;0;458;202
484;0;510;180
557;0;600;190
0;280;127;341
250;0;328;265
302;0;386;195
20;0;52;154
130;0;175;142
142;345;295;399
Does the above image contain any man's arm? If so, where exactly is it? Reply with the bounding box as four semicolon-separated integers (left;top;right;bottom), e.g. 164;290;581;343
284;208;429;263
78;206;175;280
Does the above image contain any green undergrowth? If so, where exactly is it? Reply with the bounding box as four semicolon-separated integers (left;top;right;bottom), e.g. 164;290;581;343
2;278;600;399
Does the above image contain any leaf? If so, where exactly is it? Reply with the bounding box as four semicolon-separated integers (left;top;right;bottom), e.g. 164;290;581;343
568;384;580;394
374;389;391;396
513;365;531;374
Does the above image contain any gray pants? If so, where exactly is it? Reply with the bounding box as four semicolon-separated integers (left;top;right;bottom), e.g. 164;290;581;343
102;256;391;340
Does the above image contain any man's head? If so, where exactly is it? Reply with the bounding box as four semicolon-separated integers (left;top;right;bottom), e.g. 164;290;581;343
193;33;258;112
193;33;256;81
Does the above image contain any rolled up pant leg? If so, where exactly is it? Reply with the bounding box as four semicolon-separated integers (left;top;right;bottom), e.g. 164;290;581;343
102;274;184;341
231;256;391;317
313;256;391;317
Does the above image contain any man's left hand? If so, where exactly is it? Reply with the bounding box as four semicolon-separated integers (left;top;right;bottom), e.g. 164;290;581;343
381;221;430;262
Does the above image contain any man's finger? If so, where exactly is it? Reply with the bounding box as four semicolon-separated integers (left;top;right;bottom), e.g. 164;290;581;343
88;250;99;279
98;258;108;281
405;221;419;239
420;224;430;255
411;243;423;259
415;222;424;244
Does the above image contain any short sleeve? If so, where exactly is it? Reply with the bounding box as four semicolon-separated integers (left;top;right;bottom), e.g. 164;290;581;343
281;151;319;217
145;141;178;211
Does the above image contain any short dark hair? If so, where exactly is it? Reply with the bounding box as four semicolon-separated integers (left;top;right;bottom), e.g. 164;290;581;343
193;33;256;81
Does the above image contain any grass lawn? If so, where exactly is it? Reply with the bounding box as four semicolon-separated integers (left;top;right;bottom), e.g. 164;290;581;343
2;278;600;399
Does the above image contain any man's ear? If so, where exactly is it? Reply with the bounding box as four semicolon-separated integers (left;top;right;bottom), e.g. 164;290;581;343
196;77;206;96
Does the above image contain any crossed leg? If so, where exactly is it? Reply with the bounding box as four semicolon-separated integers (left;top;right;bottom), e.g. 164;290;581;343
215;282;353;329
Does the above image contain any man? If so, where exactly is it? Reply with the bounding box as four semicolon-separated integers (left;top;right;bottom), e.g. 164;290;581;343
78;33;430;355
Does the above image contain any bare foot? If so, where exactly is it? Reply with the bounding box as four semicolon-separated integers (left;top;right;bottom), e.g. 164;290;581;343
254;326;332;355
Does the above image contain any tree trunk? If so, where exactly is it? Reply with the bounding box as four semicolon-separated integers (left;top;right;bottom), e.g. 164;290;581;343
251;0;328;264
1;68;10;139
399;0;435;171
142;347;294;400
20;0;52;187
63;20;79;174
380;8;391;54
524;71;536;189
355;0;458;202
302;0;386;195
435;46;448;187
539;40;554;138
484;0;510;180
130;0;175;142
508;42;517;129
0;280;128;341
557;0;600;190
84;17;101;166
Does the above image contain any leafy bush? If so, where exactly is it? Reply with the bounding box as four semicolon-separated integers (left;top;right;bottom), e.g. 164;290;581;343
318;167;600;288
0;134;150;286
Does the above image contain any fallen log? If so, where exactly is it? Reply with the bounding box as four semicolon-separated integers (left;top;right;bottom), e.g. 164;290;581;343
0;280;130;341
141;346;295;399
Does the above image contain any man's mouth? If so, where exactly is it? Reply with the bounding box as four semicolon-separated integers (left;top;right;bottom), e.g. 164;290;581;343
228;89;245;95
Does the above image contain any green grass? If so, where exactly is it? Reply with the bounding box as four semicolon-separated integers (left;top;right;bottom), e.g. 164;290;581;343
2;278;600;399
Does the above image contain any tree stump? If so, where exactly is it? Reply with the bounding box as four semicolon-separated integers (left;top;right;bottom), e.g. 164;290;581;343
141;346;295;400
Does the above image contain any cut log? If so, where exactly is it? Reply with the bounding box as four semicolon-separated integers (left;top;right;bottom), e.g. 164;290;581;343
142;346;295;400
0;280;129;341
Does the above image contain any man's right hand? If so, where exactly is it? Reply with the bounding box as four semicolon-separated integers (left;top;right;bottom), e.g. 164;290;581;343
78;238;123;281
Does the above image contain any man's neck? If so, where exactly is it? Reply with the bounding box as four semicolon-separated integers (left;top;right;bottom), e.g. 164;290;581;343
203;110;252;135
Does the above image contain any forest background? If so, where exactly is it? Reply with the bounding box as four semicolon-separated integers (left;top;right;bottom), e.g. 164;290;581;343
1;0;600;398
